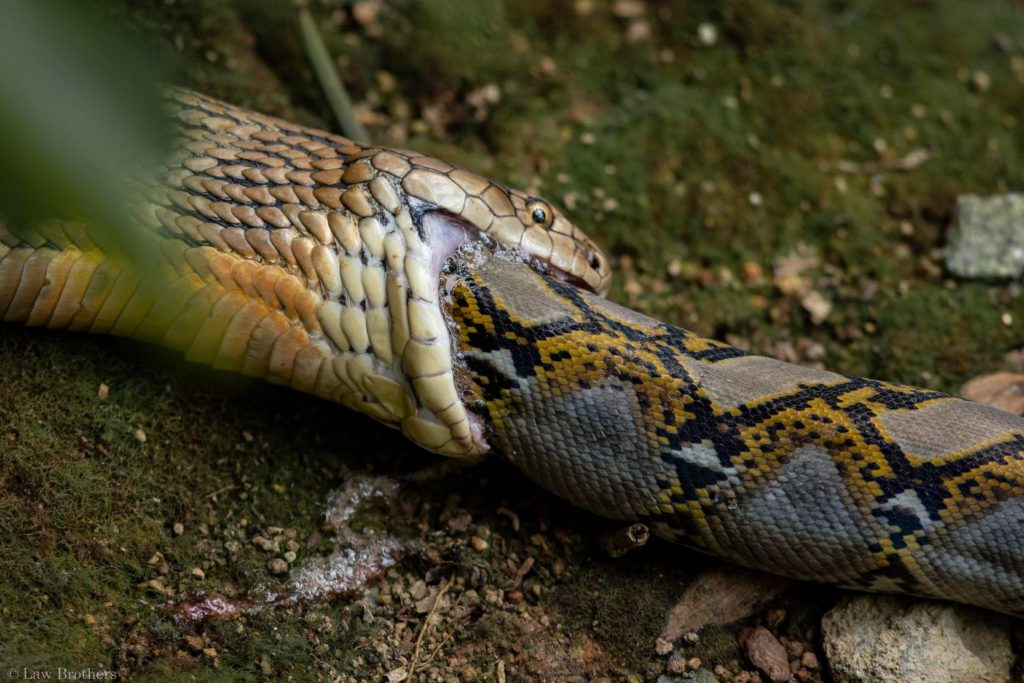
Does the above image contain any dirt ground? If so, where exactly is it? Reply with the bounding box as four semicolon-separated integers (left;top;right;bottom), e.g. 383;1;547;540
2;1;1024;680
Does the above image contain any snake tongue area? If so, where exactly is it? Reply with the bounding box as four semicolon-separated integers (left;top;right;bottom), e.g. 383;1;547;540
443;254;1024;616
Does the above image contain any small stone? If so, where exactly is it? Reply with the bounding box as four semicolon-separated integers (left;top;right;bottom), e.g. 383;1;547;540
742;626;791;682
660;568;790;643
97;383;109;399
134;428;147;443
172;522;184;536
283;551;297;563
267;558;289;576
800;290;831;325
410;579;427;601
666;652;686;674
741;262;763;284
945;193;1024;279
961;372;1024;415
800;652;818;670
688;670;720;683
697;22;718;46
202;647;218;659
655;637;674;656
971;70;991;93
822;595;1013;683
191;567;205;580
415;595;435;614
611;0;644;18
470;536;489;552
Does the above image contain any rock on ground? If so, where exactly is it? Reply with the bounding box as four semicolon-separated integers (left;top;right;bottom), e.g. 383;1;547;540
741;626;791;682
945;193;1024;279
961;371;1024;416
821;595;1013;683
659;567;791;644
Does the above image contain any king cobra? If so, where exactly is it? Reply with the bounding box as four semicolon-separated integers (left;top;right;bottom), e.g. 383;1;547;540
2;90;1023;616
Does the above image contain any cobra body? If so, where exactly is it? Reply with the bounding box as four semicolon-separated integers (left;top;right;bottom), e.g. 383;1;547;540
2;91;1023;615
0;89;609;457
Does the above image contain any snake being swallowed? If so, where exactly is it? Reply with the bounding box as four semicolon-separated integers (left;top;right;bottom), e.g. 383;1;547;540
2;90;1023;617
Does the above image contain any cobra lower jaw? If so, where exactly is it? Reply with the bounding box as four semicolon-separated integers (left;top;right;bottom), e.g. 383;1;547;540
403;210;601;458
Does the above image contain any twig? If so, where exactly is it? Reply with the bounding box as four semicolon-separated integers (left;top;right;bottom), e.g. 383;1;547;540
834;148;932;175
202;483;240;502
509;556;534;589
407;578;451;680
420;632;454;671
296;3;369;141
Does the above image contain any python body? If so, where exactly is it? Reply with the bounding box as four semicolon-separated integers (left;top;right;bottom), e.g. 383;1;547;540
2;91;1023;616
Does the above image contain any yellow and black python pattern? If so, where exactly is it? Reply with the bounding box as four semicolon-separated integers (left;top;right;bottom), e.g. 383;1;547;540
446;256;1024;616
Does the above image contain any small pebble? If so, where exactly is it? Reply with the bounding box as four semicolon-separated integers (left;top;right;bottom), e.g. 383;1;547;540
172;522;184;536
470;536;489;551
742;626;791;682
666;651;686;674
97;383;109;399
697;22;717;46
267;558;289;576
655;637;674;656
191;567;205;580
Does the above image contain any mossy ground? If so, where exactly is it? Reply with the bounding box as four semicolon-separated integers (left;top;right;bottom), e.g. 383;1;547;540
2;0;1024;680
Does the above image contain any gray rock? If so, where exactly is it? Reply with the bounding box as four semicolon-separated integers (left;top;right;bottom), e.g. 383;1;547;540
945;193;1024;278
655;672;719;683
659;567;791;643
688;670;720;683
741;625;791;682
821;595;1013;683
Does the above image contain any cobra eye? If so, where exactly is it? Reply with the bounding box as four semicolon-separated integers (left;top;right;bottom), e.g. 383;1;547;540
526;198;554;229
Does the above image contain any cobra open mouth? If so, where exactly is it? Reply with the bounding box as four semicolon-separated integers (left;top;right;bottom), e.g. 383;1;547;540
537;262;594;292
421;210;599;295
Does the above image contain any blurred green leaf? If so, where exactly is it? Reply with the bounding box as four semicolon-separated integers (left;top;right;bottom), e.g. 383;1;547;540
0;0;170;264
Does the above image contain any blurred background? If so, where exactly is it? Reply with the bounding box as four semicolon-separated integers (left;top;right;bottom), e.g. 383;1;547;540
2;1;1024;679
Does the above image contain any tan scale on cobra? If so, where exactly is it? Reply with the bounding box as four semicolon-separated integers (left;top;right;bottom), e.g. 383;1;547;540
3;91;1024;617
